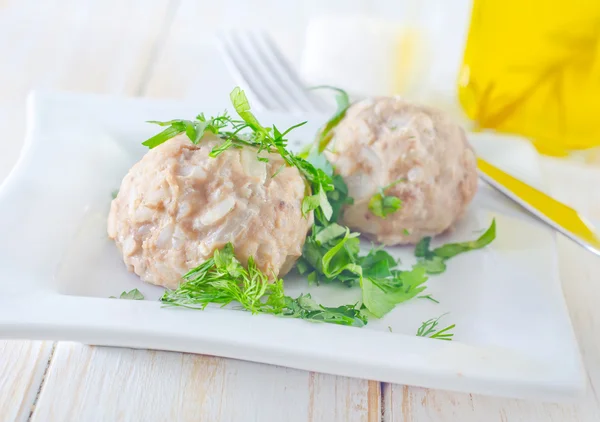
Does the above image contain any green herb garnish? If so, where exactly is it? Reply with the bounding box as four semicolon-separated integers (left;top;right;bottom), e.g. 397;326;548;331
310;86;351;152
415;219;496;274
418;294;440;304
361;266;428;318
110;289;144;300
416;314;455;340
161;243;367;327
298;226;428;318
142;87;337;222
431;219;497;259
415;256;447;274
140;87;497;326
142;113;232;149
296;94;426;318
368;178;405;218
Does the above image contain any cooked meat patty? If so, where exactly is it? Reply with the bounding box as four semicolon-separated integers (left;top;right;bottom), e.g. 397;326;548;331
326;97;478;245
108;134;311;289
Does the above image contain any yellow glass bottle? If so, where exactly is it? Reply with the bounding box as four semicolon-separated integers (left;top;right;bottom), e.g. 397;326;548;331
458;0;600;156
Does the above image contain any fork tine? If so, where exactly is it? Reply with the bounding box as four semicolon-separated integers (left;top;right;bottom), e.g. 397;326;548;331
253;31;331;112
218;30;330;114
245;31;327;113
218;31;291;112
231;30;303;113
217;32;280;111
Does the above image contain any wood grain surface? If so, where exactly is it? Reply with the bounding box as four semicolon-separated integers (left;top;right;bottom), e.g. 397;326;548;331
30;344;379;422
383;163;600;422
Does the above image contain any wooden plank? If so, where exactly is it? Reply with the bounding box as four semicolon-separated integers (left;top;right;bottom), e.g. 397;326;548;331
26;1;379;420
0;341;54;422
0;0;173;419
0;3;66;421
28;3;379;421
383;159;600;422
0;0;173;181
32;343;379;422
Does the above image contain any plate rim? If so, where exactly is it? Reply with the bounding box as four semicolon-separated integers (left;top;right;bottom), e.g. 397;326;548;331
0;90;586;401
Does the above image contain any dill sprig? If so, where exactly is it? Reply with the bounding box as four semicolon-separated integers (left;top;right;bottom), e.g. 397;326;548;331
416;313;455;340
161;243;367;327
141;86;497;325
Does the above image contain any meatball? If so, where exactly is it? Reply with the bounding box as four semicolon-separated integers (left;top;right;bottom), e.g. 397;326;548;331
326;97;478;245
107;134;311;289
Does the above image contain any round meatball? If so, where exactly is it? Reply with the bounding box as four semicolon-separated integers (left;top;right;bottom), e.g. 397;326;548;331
326;97;478;245
107;134;311;289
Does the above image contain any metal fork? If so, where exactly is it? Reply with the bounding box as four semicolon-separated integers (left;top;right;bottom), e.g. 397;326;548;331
216;30;600;256
217;30;329;114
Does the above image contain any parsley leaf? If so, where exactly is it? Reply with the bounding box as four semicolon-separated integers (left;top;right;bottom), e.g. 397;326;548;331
298;146;431;317
318;187;333;221
230;87;264;131
281;294;367;327
369;194;402;218
110;288;144;300
416;313;455;340
328;174;354;222
142;124;186;148
433;219;496;258
310;86;351;152
368;179;404;218
321;229;362;279
415;237;433;258
143;113;232;149
415;256;447;274
361;266;428;318
142;87;336;222
141;87;496;325
301;194;321;217
414;219;496;274
315;223;347;244
300;217;430;318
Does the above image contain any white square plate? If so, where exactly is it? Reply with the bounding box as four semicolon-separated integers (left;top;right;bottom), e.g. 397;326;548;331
0;91;585;401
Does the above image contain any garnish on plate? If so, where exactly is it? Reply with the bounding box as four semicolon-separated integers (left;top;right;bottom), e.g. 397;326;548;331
416;313;455;341
140;87;334;223
309;85;351;152
128;86;497;332
161;243;367;327
415;219;497;274
418;294;440;304
110;288;144;300
368;178;405;218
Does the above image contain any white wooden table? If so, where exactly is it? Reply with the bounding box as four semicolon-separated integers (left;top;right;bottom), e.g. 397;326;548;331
1;1;599;421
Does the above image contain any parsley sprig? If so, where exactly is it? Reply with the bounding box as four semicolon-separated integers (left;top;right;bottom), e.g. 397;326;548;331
141;87;334;221
415;219;496;274
368;178;405;218
310;86;351;152
141;86;497;330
